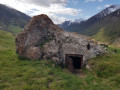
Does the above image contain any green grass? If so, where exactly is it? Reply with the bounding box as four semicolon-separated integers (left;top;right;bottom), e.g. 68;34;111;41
81;15;120;46
0;30;120;90
92;28;109;43
88;47;120;88
8;25;23;34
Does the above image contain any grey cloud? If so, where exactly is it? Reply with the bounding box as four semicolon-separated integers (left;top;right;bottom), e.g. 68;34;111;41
25;9;39;15
31;9;39;11
17;0;68;7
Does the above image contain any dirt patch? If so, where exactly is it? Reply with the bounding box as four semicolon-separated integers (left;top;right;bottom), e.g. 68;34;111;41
74;69;87;78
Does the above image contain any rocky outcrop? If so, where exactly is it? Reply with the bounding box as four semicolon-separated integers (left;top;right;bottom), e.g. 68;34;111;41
16;14;105;66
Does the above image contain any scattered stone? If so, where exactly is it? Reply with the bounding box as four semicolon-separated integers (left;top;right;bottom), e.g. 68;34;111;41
85;65;91;71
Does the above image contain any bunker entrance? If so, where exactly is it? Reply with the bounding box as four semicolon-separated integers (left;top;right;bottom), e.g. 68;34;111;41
65;54;83;72
70;56;81;69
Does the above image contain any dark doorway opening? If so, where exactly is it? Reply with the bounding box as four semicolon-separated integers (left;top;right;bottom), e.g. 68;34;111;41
87;43;91;50
69;56;81;69
65;54;83;72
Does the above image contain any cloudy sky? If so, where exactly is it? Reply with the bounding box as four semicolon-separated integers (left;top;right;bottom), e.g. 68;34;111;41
0;0;120;24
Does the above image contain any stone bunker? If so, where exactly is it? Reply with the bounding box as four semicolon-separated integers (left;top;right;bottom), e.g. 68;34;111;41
15;14;105;72
65;54;83;72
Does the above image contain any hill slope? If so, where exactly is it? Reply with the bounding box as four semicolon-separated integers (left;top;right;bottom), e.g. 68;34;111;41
0;30;120;89
0;4;30;33
81;9;120;46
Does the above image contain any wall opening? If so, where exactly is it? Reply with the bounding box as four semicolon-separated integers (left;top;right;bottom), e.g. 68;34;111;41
87;43;91;50
65;54;83;72
69;56;81;69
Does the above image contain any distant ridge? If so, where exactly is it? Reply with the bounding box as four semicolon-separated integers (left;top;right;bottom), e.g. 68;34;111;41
59;5;120;46
0;4;31;33
59;5;120;33
58;18;85;32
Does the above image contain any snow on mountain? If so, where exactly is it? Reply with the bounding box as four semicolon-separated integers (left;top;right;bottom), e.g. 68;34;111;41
60;18;85;26
74;18;85;23
96;5;120;18
59;5;120;32
60;5;120;28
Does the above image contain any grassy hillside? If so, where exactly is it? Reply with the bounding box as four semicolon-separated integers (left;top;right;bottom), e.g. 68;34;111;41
80;9;120;46
81;16;120;44
0;30;120;90
0;4;30;34
60;9;120;46
8;25;23;34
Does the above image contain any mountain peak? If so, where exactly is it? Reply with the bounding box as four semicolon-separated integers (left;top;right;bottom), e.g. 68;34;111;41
107;5;120;12
59;18;85;30
109;5;120;8
97;5;120;18
59;4;120;34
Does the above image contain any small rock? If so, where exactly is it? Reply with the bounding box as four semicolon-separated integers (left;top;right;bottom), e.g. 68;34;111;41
52;64;55;67
85;65;91;71
42;63;45;66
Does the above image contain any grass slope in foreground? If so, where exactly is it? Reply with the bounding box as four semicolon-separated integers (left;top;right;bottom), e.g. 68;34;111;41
0;30;120;90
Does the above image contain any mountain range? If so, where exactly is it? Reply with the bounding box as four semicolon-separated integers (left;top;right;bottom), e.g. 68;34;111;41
0;4;120;46
59;5;120;46
58;18;85;30
0;4;30;34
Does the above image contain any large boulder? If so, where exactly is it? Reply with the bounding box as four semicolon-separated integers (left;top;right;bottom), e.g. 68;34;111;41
16;14;105;66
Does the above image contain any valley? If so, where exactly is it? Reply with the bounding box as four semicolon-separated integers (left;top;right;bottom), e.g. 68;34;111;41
0;2;120;90
60;5;120;46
